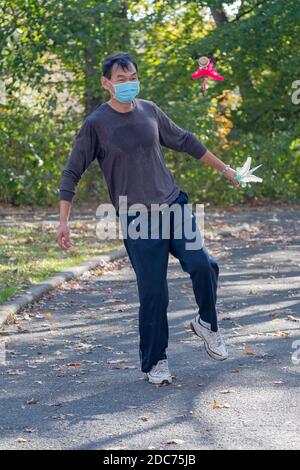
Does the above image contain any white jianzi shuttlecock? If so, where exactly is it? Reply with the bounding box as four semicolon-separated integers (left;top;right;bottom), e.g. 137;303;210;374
234;157;263;188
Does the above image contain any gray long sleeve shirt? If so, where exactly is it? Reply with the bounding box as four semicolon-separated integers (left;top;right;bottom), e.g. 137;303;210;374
59;98;207;212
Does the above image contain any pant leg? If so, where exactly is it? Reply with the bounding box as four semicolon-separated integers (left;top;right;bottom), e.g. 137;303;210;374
169;201;220;332
122;213;170;373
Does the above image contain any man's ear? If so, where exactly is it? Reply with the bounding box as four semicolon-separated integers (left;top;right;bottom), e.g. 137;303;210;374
101;76;113;95
100;76;106;89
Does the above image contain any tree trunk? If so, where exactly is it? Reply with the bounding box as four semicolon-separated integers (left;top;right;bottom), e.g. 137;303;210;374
210;5;258;126
84;46;103;117
210;7;228;27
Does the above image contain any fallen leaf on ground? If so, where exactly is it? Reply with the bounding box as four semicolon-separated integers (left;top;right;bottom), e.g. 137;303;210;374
286;315;299;322
274;331;290;339
27;398;39;405
6;369;25;376
107;359;128;365
165;439;185;445
244;347;256;356
181;283;192;289
139;416;149;421
213;400;230;410
17;325;30;333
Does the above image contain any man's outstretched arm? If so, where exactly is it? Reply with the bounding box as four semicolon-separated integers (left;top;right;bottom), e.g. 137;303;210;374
200;149;239;188
152;101;239;188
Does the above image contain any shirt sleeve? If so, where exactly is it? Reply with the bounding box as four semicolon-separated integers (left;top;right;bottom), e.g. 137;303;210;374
59;118;101;202
151;101;208;160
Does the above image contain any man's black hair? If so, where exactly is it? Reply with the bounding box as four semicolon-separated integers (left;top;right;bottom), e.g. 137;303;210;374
102;52;138;79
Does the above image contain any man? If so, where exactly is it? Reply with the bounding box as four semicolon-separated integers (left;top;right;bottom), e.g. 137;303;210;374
57;52;239;385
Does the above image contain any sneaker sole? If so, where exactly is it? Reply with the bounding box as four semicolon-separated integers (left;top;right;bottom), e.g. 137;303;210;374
190;321;228;362
145;374;172;385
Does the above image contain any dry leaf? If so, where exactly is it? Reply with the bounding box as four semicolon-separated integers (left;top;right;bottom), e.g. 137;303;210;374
165;439;185;445
17;437;28;443
213;400;230;410
286;315;299;322
244;347;256;356
275;331;290;339
181;283;192;289
27;398;39;405
139;416;149;422
65;361;82;367
6;369;25;376
107;359;128;365
17;325;30;333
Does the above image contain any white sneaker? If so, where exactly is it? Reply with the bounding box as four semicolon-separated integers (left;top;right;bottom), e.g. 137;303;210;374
145;359;172;385
190;314;228;361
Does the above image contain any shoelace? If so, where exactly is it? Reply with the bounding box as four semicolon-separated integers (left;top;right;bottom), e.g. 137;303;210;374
210;330;223;348
153;360;168;374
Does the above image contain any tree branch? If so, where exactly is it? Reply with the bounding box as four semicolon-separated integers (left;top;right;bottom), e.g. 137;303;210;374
231;0;267;23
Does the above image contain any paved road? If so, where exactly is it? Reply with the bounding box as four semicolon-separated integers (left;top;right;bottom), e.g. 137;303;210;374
0;206;300;450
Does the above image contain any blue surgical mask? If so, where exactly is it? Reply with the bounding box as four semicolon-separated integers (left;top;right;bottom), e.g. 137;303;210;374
110;80;140;103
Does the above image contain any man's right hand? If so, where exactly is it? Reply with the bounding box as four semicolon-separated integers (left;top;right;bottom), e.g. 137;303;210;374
56;222;73;250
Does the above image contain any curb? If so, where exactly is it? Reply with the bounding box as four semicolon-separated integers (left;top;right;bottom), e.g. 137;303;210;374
0;247;127;327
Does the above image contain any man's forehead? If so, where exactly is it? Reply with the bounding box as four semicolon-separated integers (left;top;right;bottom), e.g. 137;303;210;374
111;63;137;77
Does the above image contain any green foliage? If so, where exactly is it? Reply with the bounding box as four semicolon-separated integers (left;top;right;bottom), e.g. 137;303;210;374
0;98;76;205
0;0;299;206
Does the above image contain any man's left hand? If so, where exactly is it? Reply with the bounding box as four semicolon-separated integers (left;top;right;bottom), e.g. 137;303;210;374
224;168;240;189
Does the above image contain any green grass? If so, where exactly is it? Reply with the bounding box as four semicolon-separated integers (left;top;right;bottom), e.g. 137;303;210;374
0;287;18;304
0;222;121;305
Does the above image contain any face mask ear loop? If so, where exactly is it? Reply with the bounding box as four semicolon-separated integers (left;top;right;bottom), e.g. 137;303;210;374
108;80;116;98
